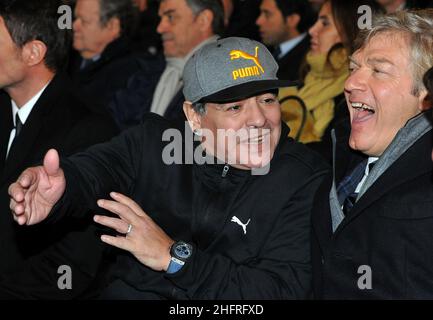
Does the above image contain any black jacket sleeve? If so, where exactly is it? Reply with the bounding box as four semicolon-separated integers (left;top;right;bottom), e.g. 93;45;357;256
57;123;148;218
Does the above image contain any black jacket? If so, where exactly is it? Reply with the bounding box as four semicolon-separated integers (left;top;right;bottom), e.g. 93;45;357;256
224;0;261;41
56;114;328;299
312;121;433;299
0;73;118;299
69;37;144;118
106;54;188;130
276;35;311;82
108;57;187;131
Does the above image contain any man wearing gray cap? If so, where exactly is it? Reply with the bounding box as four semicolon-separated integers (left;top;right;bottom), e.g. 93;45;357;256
8;37;328;299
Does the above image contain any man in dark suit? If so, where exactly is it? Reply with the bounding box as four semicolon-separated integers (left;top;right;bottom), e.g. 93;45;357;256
311;9;433;299
256;0;315;81
68;0;143;121
223;0;261;41
130;0;162;56
108;0;224;130
0;0;117;298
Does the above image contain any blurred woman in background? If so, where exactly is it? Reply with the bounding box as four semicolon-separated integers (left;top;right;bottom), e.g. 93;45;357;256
279;0;383;143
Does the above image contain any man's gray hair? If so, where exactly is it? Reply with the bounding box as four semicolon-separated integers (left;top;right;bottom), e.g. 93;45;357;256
185;0;225;35
354;9;433;96
98;0;139;37
192;102;207;115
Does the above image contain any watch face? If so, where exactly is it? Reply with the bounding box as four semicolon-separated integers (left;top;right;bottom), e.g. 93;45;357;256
174;242;192;259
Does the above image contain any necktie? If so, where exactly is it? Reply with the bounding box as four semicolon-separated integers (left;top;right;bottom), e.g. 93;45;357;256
6;113;23;160
337;159;369;215
15;113;23;138
80;58;93;70
272;46;281;60
342;189;357;215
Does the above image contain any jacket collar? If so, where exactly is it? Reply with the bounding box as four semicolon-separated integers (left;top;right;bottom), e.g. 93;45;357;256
1;73;69;182
194;122;291;192
0;91;13;171
78;36;131;73
331;111;433;236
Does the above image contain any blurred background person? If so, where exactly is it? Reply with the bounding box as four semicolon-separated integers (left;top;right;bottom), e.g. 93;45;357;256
68;0;143;119
131;0;162;56
309;0;326;12
222;0;234;26
279;0;383;145
256;0;316;81
134;0;148;11
108;0;224;130
224;0;261;41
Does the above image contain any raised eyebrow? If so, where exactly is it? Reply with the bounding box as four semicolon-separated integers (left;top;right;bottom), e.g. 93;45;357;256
161;9;176;17
260;92;278;97
366;57;395;66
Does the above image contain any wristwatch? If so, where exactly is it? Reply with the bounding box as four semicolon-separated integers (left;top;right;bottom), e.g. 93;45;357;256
166;241;193;274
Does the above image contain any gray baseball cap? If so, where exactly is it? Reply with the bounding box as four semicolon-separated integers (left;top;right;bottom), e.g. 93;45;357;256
183;37;298;104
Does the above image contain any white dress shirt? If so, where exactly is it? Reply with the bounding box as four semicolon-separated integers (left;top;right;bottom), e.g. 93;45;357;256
355;157;379;193
276;33;307;59
6;83;50;158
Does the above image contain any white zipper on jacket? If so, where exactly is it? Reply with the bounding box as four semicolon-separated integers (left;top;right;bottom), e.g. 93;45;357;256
222;165;229;177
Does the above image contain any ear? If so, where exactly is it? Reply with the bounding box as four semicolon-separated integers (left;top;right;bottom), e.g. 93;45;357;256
420;90;432;111
183;101;203;131
197;9;214;32
285;13;301;30
22;40;47;67
106;17;121;38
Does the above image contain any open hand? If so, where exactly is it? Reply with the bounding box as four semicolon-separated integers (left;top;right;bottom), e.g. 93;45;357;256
94;192;174;272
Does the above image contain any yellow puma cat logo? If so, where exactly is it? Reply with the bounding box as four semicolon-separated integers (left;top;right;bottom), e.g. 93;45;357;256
230;46;265;73
230;46;265;80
